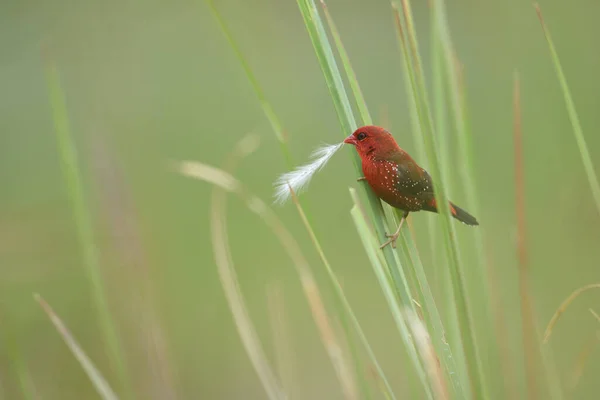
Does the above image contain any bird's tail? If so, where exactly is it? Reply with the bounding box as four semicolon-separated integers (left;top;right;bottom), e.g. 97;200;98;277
426;199;479;226
449;202;479;226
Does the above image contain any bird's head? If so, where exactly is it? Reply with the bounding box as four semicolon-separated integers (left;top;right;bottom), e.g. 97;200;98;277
344;125;400;159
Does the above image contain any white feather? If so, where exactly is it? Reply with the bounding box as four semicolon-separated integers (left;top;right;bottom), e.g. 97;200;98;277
273;142;343;204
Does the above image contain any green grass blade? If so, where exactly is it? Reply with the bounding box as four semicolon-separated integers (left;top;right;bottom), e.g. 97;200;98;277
204;0;294;166
1;320;37;400
349;194;433;400
535;4;600;218
43;53;131;398
398;231;466;397
296;0;356;134
318;0;372;124
430;0;502;393
392;1;488;397
35;294;119;400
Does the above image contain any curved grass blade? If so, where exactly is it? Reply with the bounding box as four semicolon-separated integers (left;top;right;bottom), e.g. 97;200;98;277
289;186;394;400
178;160;358;400
392;2;488;397
404;310;449;400
267;283;297;398
430;4;505;391
318;0;371;123
35;294;118;400
43;52;131;398
543;283;600;344
209;172;287;400
206;5;371;395
535;4;600;219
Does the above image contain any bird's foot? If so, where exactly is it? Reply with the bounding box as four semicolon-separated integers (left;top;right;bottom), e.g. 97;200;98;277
379;212;408;250
379;231;400;249
357;176;366;182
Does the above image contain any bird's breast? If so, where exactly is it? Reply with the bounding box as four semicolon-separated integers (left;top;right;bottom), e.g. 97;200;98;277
363;159;401;199
362;159;423;211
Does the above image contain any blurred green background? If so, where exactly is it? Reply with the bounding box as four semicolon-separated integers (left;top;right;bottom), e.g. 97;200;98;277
1;0;600;398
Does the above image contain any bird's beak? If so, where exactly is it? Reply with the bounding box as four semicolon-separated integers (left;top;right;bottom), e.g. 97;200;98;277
344;135;356;145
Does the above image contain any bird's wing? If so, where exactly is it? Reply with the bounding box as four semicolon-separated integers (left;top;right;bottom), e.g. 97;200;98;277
389;155;434;200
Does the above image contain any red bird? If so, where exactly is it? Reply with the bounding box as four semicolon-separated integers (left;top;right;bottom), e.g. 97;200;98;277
344;125;478;249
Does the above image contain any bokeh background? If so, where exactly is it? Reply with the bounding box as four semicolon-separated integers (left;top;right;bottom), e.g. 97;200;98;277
1;0;600;398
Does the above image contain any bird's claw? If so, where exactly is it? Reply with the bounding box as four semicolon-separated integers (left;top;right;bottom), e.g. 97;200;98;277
357;176;366;182
380;232;400;249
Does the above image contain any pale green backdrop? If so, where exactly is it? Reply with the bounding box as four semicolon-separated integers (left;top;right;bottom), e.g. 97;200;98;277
1;0;599;398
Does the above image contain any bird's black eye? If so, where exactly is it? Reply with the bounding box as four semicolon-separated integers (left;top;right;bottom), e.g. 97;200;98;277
357;132;367;140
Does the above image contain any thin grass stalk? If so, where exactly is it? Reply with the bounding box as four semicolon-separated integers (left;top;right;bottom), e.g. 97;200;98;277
391;3;440;276
319;0;371;123
204;0;292;165
430;6;450;189
213;135;286;400
1;323;37;400
267;283;297;399
87;131;179;399
543;283;600;343
390;5;448;347
209;170;286;400
431;2;500;387
431;0;487;226
398;231;465;397
43;55;131;398
16;365;36;400
513;72;540;400
569;333;598;392
426;5;446;299
180;160;358;399
35;294;118;400
485;248;519;400
349;194;432;400
393;2;488;397
426;3;473;393
296;0;355;134
590;309;600;323
536;323;566;400
289;187;395;400
404;310;449;400
535;4;600;219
